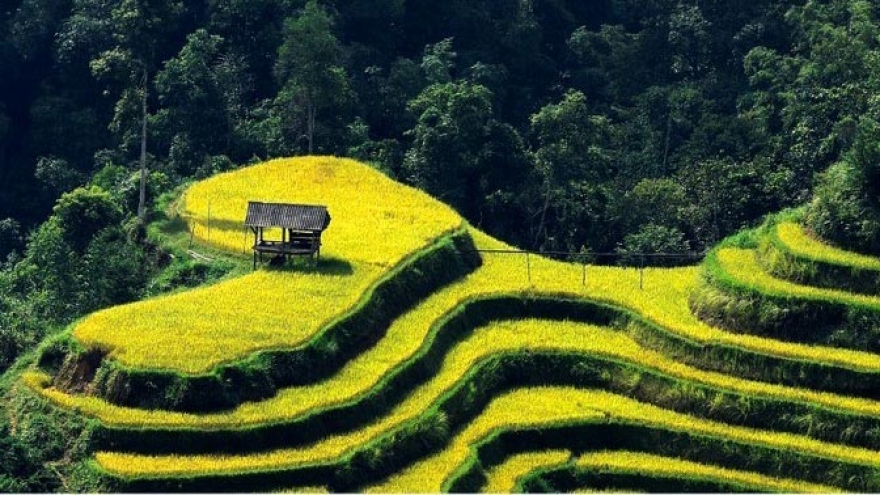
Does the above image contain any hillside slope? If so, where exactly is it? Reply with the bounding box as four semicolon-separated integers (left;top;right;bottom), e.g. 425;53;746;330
16;157;880;492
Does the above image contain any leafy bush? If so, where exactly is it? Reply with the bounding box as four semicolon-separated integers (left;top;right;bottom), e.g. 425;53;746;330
0;218;22;260
806;161;880;255
807;118;880;255
622;178;688;232
617;224;691;267
0;422;48;492
52;186;122;253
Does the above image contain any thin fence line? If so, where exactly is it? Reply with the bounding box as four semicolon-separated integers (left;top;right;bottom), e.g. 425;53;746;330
467;248;706;291
466;249;706;260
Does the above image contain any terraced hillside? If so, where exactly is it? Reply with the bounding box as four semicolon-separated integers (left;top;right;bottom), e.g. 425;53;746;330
17;158;880;492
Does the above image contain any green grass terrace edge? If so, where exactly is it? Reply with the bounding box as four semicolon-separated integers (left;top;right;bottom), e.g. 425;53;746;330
86;381;880;493
512;460;783;493
1;335;114;493
460;446;816;493
449;421;861;493
690;246;880;353
758;221;880;296
38;227;481;412
43;294;880;456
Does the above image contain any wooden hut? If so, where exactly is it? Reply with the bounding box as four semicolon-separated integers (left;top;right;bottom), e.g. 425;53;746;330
245;202;331;269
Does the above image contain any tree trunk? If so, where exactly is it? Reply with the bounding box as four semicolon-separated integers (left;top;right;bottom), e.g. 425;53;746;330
306;98;315;155
138;70;148;226
662;108;672;175
532;179;552;249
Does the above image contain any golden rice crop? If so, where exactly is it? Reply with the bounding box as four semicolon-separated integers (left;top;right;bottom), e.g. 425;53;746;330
480;450;570;493
366;390;606;492
69;156;461;372
60;156;880;378
482;450;838;493
572;451;838;493
181;156;461;267
368;387;858;492
94;321;880;480
716;247;880;309
34;235;880;427
468;230;880;371
29;154;880;493
74;265;380;372
775;222;880;270
35;311;880;441
275;487;328;493
92;322;615;476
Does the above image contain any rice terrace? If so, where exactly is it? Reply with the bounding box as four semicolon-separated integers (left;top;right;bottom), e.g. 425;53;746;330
4;155;880;492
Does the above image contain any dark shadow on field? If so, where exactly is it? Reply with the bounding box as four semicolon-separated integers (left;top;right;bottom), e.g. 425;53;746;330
264;256;355;276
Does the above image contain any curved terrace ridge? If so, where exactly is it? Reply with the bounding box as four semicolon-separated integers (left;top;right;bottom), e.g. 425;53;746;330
21;156;880;493
29;308;880;457
95;387;880;492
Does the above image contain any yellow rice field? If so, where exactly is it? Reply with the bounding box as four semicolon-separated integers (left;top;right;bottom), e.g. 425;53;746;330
74;265;381;372
775;222;880;270
32;314;880;430
366;387;854;492
70;157;461;372
571;451;838;493
50;157;880;381
482;450;570;493
481;450;837;493
182;156;461;267
716;247;880;309
93;321;880;481
29;156;880;492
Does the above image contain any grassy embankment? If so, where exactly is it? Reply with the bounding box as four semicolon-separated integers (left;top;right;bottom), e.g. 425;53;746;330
19;157;880;492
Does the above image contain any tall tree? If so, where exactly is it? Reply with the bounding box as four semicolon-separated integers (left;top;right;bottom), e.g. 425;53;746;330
10;0;73;61
154;29;249;175
529;90;617;251
208;0;287;99
87;0;184;225
404;80;528;231
668;2;712;80
275;0;350;154
743;0;880;203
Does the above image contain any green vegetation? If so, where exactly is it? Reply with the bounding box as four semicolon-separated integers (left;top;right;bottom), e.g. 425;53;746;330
5;0;880;260
691;214;880;352
760;220;880;295
6;0;880;492
514;451;838;493
9;156;880;492
806;118;880;256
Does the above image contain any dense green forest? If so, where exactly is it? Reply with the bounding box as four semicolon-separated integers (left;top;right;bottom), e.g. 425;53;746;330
3;0;877;252
2;0;880;488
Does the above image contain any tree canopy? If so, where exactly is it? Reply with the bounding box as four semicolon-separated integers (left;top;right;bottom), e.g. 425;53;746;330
3;1;880;489
1;1;879;370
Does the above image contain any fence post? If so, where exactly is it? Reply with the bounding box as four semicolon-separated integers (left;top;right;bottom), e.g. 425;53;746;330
526;252;532;286
207;200;212;243
188;216;195;249
582;263;586;287
639;255;644;290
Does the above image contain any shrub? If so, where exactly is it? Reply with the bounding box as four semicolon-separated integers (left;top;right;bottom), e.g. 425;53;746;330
806;118;880;255
0;422;48;492
53;187;122;253
0;218;22;260
617;224;692;267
